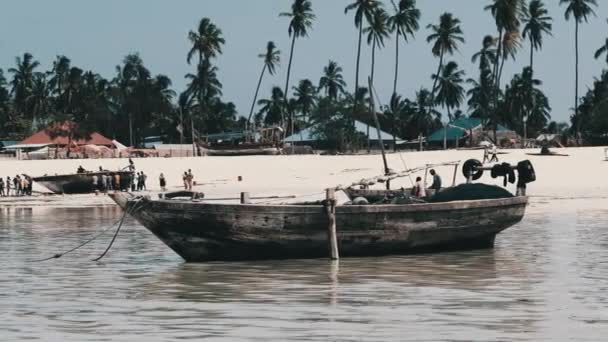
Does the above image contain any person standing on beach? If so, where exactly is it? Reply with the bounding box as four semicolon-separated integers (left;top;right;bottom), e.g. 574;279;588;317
114;173;120;191
6;177;11;196
159;173;166;192
0;178;4;197
14;176;21;196
21;177;29;196
490;144;499;163
183;172;188;190
141;172;147;191
483;147;490;164
187;169;194;190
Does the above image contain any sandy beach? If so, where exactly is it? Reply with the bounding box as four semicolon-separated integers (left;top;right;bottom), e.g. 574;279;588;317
1;146;606;207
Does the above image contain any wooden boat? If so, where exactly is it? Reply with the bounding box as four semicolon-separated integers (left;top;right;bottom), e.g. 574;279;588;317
204;145;282;156
33;171;134;194
109;186;528;262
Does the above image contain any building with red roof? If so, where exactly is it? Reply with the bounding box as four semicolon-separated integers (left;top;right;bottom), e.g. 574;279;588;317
18;122;114;147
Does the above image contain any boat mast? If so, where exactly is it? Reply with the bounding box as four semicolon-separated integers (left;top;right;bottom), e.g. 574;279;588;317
368;78;391;189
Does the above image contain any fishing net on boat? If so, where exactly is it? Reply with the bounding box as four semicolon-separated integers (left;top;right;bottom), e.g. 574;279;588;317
429;184;514;203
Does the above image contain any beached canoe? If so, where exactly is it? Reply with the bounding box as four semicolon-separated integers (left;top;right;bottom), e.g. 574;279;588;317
33;171;134;194
109;190;527;262
204;147;282;156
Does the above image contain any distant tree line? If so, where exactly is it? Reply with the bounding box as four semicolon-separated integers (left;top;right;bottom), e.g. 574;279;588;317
1;0;607;149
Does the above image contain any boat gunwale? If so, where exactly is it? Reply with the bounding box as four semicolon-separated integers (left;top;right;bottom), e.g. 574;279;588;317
129;195;528;214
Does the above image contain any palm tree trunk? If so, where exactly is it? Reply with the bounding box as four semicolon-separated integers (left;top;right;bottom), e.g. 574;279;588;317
494;29;503;89
246;64;267;137
429;49;444;109
530;39;534;72
575;20;580;145
393;30;400;97
497;54;506;90
353;23;363;114
283;34;297;140
367;38;377;153
128;113;133;147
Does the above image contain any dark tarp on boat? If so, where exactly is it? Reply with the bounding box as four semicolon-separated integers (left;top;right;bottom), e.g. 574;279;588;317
429;184;514;203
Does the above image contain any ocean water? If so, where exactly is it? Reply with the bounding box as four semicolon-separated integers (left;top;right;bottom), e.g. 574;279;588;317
1;198;607;341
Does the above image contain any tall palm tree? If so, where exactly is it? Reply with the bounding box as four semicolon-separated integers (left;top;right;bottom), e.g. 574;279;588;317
187;18;226;66
560;0;597;143
187;18;225;134
387;0;420;96
595;21;608;64
318;60;347;101
48;55;71;112
485;0;525;89
365;9;391;91
497;30;522;88
8;53;40;115
345;0;382;110
247;41;281;132
522;0;553;72
426;13;465;108
280;0;315;136
363;8;390;152
432;61;466;121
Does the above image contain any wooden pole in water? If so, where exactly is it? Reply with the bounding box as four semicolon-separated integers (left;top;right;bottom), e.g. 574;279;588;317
325;188;339;260
240;192;251;204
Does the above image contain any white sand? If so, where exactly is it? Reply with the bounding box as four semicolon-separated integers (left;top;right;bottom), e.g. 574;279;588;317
0;147;606;207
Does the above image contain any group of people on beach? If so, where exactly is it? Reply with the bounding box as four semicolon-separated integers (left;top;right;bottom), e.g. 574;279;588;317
0;175;33;197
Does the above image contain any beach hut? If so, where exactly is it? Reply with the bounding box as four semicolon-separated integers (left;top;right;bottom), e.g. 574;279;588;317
284;120;405;150
427;118;517;148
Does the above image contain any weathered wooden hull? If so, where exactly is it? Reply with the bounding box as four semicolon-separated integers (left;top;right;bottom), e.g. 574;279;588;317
33;171;134;194
110;193;527;262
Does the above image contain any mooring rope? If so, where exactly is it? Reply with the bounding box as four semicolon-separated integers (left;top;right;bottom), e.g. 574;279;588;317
28;196;145;263
91;197;147;262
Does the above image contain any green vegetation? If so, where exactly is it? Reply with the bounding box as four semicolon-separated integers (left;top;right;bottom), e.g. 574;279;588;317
0;0;607;150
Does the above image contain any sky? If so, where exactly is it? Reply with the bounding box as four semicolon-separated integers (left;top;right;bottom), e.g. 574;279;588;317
0;0;606;123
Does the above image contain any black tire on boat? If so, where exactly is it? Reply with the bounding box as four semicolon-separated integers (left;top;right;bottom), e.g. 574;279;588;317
462;159;484;180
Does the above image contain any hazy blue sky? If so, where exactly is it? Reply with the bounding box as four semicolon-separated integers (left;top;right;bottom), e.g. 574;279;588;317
1;0;606;122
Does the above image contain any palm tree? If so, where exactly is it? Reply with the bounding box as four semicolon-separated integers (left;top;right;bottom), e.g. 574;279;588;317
594;19;608;64
387;0;420;96
345;0;382;110
257;86;285;126
560;0;597;143
48;55;71;112
8;53;40;115
363;8;390;151
280;0;315;136
318;60;347;101
472;35;497;73
293;79;317;126
247;41;281;133
384;93;410;150
426;13;465;108
25;73;52;131
432;61;466;121
187;18;226;66
485;0;525;88
497;30;522;89
187;18;225;134
522;0;553;72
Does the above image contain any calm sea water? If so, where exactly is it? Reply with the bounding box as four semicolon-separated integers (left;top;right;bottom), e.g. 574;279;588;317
1;199;607;342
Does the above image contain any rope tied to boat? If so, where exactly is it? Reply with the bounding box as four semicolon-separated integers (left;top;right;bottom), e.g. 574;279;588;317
28;196;147;263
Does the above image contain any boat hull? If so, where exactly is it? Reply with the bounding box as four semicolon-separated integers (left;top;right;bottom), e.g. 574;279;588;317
205;147;282;156
111;193;527;262
34;171;134;194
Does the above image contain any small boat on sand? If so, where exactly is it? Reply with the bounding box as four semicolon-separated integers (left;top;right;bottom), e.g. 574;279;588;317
33;171;134;194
